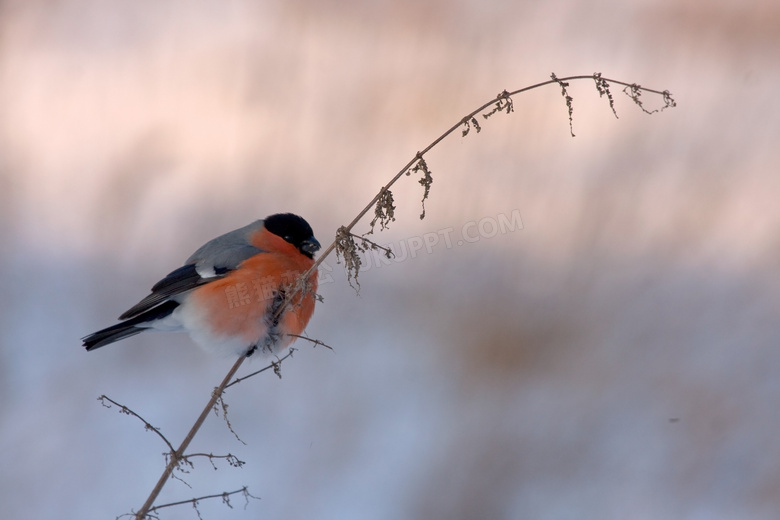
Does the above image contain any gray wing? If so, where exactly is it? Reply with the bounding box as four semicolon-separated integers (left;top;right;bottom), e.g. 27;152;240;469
185;219;265;267
118;220;267;320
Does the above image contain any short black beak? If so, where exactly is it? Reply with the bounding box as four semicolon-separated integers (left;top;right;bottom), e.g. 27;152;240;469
301;237;321;257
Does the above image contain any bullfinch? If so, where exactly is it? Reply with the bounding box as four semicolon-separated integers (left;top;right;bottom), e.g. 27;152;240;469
82;213;320;357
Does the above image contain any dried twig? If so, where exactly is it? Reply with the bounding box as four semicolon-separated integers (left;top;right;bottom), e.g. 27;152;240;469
124;487;259;520
99;396;175;454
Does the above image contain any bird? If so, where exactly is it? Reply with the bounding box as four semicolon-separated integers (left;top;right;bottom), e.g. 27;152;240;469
82;213;321;357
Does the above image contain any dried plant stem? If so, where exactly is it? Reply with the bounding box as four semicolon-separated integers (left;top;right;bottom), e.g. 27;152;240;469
99;395;175;453
135;355;246;519
296;74;674;287
134;486;258;519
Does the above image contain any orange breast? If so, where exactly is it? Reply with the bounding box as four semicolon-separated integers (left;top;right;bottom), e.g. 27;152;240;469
189;242;317;347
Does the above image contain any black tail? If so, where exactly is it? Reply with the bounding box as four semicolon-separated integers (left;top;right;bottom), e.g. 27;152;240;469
82;300;180;351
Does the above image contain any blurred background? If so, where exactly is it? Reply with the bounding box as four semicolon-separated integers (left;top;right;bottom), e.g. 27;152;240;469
1;0;779;518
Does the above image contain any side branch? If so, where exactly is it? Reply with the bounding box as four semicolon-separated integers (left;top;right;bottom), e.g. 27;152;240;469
127;486;259;519
99;395;175;454
224;348;297;389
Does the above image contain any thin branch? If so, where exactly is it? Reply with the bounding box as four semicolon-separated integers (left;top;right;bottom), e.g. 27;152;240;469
99;395;175;454
224;348;297;389
287;334;333;350
125;487;259;519
182;453;246;470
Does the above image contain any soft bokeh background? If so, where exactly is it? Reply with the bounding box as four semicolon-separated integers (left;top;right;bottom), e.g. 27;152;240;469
1;0;778;518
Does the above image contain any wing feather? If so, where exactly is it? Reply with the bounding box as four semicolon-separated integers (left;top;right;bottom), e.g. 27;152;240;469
118;220;268;320
118;264;207;319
